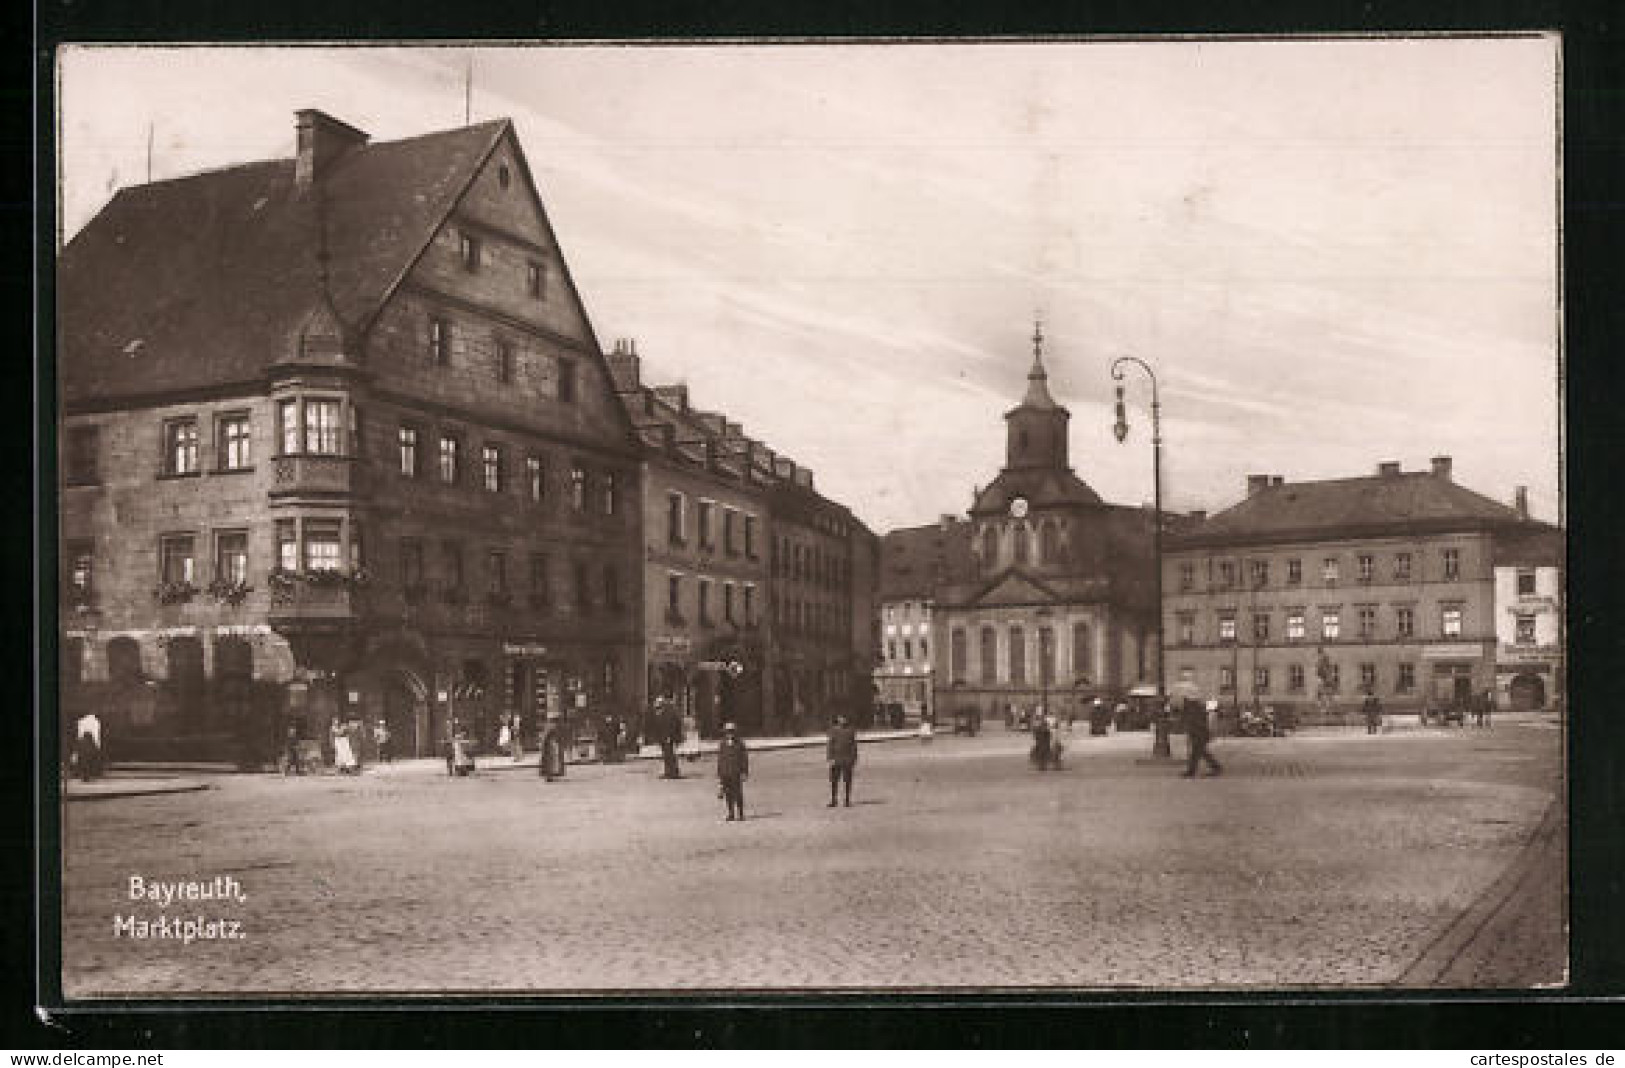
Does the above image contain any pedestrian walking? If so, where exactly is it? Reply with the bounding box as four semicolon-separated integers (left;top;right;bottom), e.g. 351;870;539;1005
1180;698;1222;777
1362;692;1383;735
332;719;359;775
827;714;859;806
656;698;683;779
450;724;476;777
1482;689;1495;729
508;714;526;765
679;711;702;763
373;718;392;763
73;710;103;782
282;722;304;776
1031;710;1054;771
538;712;566;782
918;712;934;744
717;722;750;821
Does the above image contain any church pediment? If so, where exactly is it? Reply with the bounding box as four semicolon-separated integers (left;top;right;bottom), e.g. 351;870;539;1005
973;570;1064;607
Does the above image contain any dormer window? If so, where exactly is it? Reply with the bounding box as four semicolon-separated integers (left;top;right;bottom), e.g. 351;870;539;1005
460;232;480;272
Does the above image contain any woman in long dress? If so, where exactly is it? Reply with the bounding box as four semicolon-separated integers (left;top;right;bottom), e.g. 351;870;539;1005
331;720;358;774
678;710;702;763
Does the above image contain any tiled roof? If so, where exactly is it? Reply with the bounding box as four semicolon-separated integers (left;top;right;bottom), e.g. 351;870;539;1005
970;467;1103;514
1171;471;1530;548
878;520;974;599
1493;522;1564;567
60;120;510;405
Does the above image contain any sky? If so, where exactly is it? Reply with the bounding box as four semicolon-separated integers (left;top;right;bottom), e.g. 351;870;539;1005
57;39;1562;533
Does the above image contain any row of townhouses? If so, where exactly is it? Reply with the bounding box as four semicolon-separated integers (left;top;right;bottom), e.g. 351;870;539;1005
57;110;877;765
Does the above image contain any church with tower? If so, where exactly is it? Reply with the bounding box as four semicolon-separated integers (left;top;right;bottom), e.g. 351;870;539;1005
930;324;1160;725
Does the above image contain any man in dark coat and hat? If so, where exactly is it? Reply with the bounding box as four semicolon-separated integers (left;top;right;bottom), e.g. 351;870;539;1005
716;723;750;821
656;698;683;779
1181;698;1222;778
826;714;859;807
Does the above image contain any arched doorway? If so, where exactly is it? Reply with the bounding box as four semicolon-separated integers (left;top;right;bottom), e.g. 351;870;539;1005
1509;673;1546;711
383;669;429;758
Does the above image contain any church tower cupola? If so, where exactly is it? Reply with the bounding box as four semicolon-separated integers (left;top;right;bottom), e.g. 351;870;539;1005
1004;318;1070;471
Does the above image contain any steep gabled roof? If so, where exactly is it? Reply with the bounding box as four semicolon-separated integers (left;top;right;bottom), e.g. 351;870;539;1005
60;119;510;405
1171;471;1531;548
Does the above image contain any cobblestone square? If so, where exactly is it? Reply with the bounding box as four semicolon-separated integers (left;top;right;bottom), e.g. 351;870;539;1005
60;718;1565;996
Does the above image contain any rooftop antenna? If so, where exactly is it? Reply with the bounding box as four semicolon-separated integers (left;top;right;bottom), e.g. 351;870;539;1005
464;54;474;126
145;122;154;183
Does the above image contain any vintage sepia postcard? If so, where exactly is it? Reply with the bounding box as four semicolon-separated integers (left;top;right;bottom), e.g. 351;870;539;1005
52;37;1564;999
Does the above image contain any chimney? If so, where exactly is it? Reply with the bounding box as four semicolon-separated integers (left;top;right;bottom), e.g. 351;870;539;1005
1246;474;1270;497
1272;476;1285;486
694;411;727;437
774;457;797;481
1430;455;1453;481
939;514;958;530
605;340;641;392
1377;461;1401;477
295;109;369;190
795;467;815;490
1514;485;1530;519
1188;509;1207;523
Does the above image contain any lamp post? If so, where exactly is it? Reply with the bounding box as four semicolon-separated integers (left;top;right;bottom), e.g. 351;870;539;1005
1111;356;1170;758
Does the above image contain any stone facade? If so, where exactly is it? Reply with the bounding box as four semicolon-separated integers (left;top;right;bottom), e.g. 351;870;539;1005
59;110;642;765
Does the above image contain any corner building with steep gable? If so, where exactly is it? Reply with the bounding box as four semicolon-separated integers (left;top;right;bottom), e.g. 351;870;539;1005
58;110;644;765
931;327;1158;727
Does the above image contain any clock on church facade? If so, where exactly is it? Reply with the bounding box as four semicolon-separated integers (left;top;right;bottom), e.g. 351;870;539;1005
930;323;1159;727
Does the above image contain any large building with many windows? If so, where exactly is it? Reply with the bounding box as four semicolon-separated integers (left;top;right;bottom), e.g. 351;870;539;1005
874;516;971;724
1162;458;1559;721
58;109;644;764
930;325;1159;728
608;341;771;739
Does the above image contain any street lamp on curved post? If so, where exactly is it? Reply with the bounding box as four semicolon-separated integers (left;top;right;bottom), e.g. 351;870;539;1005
1110;355;1170;758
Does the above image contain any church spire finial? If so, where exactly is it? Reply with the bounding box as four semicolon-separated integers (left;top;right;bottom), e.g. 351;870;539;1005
1032;313;1044;365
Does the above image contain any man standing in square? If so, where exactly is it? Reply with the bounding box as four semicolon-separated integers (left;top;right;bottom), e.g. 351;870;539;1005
717;723;750;821
827;713;859;807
